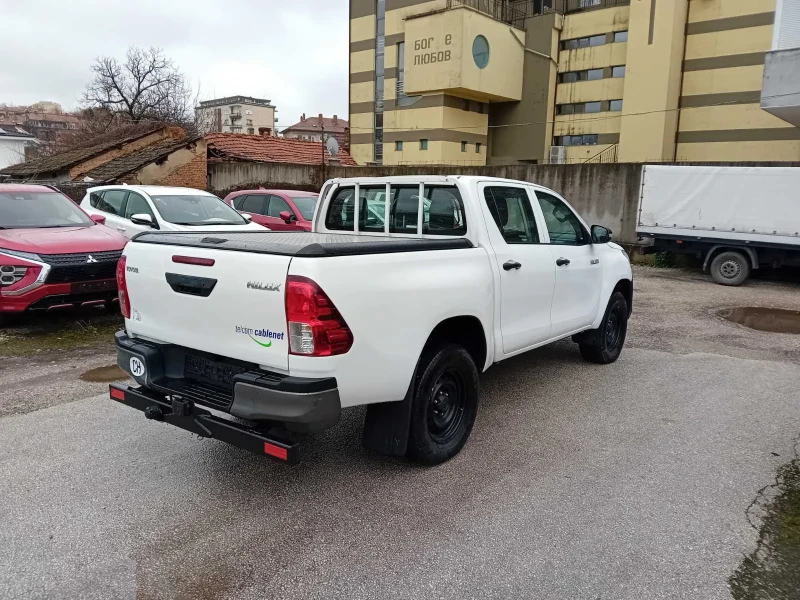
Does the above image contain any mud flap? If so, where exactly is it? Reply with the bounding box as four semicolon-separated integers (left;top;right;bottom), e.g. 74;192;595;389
362;369;416;457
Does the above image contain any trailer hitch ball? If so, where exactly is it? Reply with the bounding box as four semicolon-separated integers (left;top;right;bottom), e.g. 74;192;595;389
144;405;164;421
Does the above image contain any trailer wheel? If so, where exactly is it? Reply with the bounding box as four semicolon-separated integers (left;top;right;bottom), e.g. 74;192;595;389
406;344;479;465
710;251;750;286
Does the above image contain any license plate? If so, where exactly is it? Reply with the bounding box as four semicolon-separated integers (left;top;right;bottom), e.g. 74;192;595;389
184;354;246;388
71;279;116;293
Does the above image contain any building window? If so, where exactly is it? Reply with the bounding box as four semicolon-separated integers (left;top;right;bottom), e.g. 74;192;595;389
420;139;428;150
609;99;623;112
475;142;482;153
472;35;490;69
247;128;255;134
374;0;386;163
614;31;628;42
561;34;606;50
612;65;626;77
395;140;403;151
559;68;605;83
555;135;599;146
558;101;611;115
461;141;467;152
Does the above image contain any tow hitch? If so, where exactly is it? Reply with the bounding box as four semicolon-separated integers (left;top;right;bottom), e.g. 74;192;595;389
109;384;301;464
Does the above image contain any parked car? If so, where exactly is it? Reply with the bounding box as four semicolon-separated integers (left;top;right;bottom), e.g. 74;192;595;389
110;176;632;465
223;189;318;231
637;165;800;285
80;185;267;239
0;183;127;313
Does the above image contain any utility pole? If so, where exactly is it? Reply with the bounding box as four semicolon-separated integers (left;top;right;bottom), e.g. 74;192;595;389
321;123;326;184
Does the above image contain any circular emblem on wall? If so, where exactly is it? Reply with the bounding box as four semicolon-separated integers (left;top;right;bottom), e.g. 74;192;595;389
472;35;490;69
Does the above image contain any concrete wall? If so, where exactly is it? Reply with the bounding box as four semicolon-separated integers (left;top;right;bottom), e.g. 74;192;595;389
209;160;644;243
208;161;324;196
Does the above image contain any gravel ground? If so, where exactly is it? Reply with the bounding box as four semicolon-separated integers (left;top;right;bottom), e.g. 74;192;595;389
0;266;799;599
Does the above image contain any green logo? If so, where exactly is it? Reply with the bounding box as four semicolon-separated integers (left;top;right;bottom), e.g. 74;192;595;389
249;334;272;348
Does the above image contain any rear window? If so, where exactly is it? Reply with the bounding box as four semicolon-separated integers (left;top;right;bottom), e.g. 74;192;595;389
324;184;466;236
291;196;318;220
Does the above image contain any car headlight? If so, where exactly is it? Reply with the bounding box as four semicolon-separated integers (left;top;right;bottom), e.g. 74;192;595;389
0;249;42;262
0;265;27;286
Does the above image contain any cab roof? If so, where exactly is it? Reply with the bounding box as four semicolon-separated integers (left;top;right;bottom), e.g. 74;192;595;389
87;185;213;196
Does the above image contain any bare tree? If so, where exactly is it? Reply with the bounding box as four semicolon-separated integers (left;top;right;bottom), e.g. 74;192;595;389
81;46;193;125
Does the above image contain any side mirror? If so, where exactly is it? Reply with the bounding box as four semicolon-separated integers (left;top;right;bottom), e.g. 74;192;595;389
90;214;106;225
279;210;296;224
240;213;253;223
130;213;158;229
591;224;612;244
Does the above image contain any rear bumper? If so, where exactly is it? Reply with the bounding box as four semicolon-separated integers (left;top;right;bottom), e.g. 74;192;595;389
109;384;302;464
0;280;117;313
115;331;341;432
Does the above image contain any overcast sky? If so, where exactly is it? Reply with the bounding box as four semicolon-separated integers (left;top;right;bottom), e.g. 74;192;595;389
1;0;349;130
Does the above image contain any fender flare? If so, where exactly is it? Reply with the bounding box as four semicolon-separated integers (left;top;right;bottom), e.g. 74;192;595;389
702;245;758;271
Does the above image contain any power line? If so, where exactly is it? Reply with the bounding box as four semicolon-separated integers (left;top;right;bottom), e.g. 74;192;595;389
346;90;800;133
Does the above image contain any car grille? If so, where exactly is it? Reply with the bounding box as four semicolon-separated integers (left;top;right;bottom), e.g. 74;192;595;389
40;250;122;284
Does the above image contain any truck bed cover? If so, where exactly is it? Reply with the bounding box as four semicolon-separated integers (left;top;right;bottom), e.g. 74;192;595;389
131;231;473;257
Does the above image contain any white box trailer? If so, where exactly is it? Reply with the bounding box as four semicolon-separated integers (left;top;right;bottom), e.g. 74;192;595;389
636;165;800;285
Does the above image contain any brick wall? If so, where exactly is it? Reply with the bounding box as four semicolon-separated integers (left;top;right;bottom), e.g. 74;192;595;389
157;153;207;189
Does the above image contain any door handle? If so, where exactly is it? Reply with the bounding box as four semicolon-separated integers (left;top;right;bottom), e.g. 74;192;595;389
503;260;522;271
556;257;570;266
116;226;126;231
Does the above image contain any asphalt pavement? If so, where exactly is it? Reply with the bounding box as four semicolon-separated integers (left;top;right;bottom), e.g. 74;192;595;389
1;267;799;599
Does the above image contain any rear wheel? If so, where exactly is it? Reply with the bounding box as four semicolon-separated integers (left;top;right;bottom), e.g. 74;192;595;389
578;291;628;364
710;251;750;286
406;344;479;465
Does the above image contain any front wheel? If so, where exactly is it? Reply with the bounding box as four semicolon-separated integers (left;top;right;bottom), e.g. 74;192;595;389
578;291;628;364
406;344;479;465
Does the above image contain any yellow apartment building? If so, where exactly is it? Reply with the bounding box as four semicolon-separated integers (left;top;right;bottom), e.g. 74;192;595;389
349;0;800;165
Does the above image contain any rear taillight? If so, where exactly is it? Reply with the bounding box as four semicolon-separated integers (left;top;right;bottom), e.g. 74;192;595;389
285;275;353;356
117;256;131;318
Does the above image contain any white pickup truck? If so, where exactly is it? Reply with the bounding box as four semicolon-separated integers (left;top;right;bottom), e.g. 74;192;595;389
109;176;632;464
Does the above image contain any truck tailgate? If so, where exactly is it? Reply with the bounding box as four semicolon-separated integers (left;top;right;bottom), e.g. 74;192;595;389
123;241;291;372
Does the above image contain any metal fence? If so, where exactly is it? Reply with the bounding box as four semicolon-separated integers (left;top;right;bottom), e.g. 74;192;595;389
446;0;529;29
584;144;619;164
446;0;630;27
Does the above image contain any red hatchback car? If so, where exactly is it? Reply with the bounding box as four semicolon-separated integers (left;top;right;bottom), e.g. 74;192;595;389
0;184;127;313
223;189;318;231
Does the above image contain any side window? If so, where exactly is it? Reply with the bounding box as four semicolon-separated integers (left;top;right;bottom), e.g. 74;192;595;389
95;189;127;216
423;186;466;236
359;187;387;233
325;187;356;231
124;193;154;220
266;195;291;218
240;194;267;215
484;187;540;244
232;195;248;210
389;186;420;234
536;192;589;246
89;191;103;209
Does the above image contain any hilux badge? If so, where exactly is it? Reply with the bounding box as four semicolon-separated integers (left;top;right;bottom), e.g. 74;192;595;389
247;281;281;292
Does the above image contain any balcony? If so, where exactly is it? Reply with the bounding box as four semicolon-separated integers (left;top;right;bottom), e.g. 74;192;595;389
446;0;528;29
761;48;800;127
404;5;524;102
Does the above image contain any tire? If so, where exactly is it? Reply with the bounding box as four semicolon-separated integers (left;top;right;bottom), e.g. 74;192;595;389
578;291;628;364
710;251;750;286
406;344;479;465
